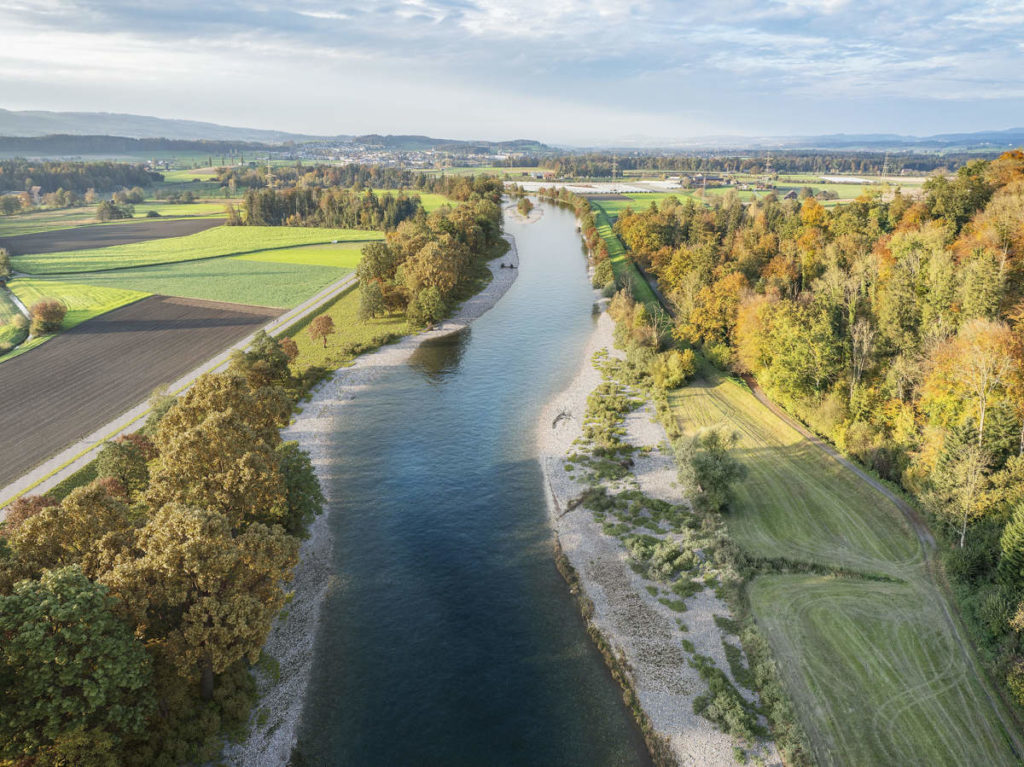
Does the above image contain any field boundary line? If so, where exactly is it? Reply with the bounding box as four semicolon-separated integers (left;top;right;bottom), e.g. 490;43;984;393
0;272;358;511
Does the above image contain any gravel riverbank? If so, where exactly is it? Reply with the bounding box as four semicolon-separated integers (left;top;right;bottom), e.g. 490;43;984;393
537;304;781;767
224;237;520;766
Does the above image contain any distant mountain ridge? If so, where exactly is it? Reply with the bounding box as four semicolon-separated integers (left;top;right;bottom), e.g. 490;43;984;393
0;109;315;143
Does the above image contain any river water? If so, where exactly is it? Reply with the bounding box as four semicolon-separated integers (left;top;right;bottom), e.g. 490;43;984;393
294;202;651;766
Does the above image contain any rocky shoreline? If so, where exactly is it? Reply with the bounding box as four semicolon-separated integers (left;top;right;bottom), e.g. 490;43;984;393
224;236;520;766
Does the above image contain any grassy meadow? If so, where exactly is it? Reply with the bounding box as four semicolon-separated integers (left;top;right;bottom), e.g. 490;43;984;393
282;285;412;372
9;278;148;328
13;225;383;275
590;202;661;309
665;371;1020;765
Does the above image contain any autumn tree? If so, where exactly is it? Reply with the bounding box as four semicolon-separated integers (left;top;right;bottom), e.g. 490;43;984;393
279;336;299;364
29;298;67;335
308;314;335;348
96;435;152;501
104;505;298;701
924;436;992;548
0;567;154;761
921;319;1018;448
147;374;290;529
0;493;56;537
8;481;137;580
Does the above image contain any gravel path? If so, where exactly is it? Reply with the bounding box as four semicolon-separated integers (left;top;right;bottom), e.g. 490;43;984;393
224;237;519;766
538;306;781;767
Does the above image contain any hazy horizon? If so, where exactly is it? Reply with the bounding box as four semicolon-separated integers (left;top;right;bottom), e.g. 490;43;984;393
2;1;1023;144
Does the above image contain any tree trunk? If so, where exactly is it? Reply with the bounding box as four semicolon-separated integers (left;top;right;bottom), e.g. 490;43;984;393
960;513;968;549
200;658;215;702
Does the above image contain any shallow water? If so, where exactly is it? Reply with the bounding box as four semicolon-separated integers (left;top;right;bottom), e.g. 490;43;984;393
294;202;652;766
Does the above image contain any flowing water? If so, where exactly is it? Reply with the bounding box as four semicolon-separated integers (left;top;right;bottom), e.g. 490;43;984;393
294;202;652;766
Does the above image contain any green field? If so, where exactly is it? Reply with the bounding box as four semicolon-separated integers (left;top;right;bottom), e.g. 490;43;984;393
0;290;20;325
51;258;349;309
9;278;148;328
14;225;383;275
0;200;232;238
590;202;660;310
666;372;1020;765
233;243;365;269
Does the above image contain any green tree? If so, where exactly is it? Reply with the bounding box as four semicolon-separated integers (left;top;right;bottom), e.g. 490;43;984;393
0;247;11;280
276;441;325;537
683;429;746;513
104;506;298;701
359;279;386;319
0;567;153;761
999;502;1024;588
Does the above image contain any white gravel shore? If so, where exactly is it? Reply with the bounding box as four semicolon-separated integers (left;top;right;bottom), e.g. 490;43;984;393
537;305;781;767
224;236;520;766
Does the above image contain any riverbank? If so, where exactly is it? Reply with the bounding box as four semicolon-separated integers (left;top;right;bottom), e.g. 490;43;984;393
224;236;520;766
537;305;781;767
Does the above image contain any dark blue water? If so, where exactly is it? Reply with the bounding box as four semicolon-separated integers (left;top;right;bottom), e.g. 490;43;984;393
294;203;651;766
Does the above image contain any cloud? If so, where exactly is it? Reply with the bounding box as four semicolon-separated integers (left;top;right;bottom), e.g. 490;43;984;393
0;0;1021;141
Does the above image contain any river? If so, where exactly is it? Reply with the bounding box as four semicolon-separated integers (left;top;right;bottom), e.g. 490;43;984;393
293;202;652;766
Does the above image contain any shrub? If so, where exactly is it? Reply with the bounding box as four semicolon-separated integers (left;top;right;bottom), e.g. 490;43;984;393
592;259;614;288
651;348;697;391
29;299;67;335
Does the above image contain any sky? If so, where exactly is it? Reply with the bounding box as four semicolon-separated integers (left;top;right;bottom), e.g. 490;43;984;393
1;0;1023;144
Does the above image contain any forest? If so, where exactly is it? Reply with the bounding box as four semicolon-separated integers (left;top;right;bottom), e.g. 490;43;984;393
355;176;505;326
561;150;1024;709
0;160;161;194
532;152;984;177
238;187;422;229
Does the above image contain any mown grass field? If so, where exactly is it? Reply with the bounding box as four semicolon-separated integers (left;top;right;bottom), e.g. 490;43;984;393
750;576;1017;766
13;225;383;274
0;200;233;238
282;285;411;371
590;202;661;310
666;371;1020;766
51;258;350;309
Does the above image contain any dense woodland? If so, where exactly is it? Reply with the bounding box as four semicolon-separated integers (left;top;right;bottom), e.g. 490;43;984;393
239;187;422;229
215;163;498;196
0;340;325;766
0;160;160;195
555;151;1024;708
355;176;506;325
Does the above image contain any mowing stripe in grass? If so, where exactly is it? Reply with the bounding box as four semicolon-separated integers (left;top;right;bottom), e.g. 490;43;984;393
589;201;660;310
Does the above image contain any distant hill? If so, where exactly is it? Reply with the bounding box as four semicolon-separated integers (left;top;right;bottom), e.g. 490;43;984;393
0;134;276;157
0;109;315;143
352;134;550;152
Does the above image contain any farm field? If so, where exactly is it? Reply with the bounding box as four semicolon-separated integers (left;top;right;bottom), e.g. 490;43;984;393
0;200;234;238
234;242;364;269
48;257;350;309
12;225;382;274
0;217;224;256
665;371;1020;765
0;296;279;490
589;201;660;309
9;278;146;328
